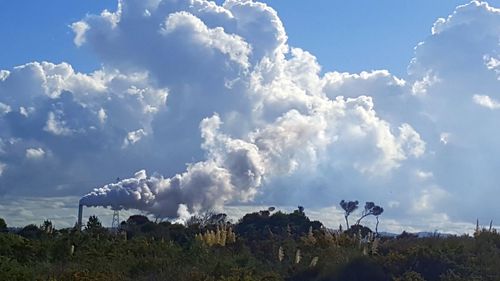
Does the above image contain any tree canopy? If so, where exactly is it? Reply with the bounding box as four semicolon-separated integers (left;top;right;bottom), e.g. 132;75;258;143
340;200;359;229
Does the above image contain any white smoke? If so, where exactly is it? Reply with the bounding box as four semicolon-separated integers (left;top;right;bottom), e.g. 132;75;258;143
80;114;266;217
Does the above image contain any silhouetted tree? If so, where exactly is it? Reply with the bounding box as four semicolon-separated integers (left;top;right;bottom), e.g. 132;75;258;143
85;215;106;235
259;210;271;217
0;218;6;233
236;209;322;240
297;206;305;215
18;224;42;239
86;215;102;229
187;211;228;228
397;231;417;239
356;202;375;225
346;224;373;237
356;202;384;228
340;200;359;229
126;215;150;225
372;206;384;234
40;220;53;234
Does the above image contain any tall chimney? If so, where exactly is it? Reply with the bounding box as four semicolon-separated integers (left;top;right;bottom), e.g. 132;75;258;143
77;204;83;230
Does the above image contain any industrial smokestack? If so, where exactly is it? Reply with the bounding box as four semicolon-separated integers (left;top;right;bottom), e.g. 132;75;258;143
77;204;83;230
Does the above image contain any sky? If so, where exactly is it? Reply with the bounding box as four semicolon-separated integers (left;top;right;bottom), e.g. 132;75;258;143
0;0;499;234
1;0;468;75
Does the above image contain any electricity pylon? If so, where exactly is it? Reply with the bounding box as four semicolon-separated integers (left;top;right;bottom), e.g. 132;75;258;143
111;209;120;231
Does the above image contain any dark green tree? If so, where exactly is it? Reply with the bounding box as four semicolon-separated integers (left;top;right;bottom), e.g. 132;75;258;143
0;218;7;233
18;224;42;239
40;219;54;234
126;215;150;225
85;215;106;235
86;215;102;229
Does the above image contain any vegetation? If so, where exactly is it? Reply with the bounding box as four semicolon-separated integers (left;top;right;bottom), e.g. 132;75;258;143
354;201;384;234
339;200;359;229
0;218;7;233
0;207;499;281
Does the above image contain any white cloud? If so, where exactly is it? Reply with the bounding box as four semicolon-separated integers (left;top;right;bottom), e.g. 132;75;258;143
439;132;451;145
0;102;10;116
473;94;500;109
44;111;73;136
71;21;89;47
25;148;46;160
431;1;500;35
388;201;400;208
485;56;500;70
0;70;9;81
97;108;107;124
19;106;34;117
411;186;449;214
0;162;5;176
122;129;147;148
411;72;439;96
415;170;433;181
397;123;425;158
0;61;169;197
160;11;251;68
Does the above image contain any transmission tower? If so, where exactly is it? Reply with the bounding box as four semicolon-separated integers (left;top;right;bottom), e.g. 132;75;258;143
111;176;121;231
111;209;120;230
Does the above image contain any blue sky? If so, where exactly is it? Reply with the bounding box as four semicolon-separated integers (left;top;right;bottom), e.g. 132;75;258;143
1;0;467;75
0;0;499;233
258;0;468;75
0;0;115;72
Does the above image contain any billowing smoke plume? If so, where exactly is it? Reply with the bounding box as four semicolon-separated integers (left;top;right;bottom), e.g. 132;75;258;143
1;0;500;229
80;114;265;217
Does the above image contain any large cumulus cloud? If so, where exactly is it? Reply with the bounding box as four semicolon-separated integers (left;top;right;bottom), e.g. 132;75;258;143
403;0;500;224
70;0;425;217
1;0;499;232
0;61;168;196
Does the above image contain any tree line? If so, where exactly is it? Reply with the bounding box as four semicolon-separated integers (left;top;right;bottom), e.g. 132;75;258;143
0;205;499;281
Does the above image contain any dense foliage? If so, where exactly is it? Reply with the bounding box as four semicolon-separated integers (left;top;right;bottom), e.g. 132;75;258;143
0;208;499;281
